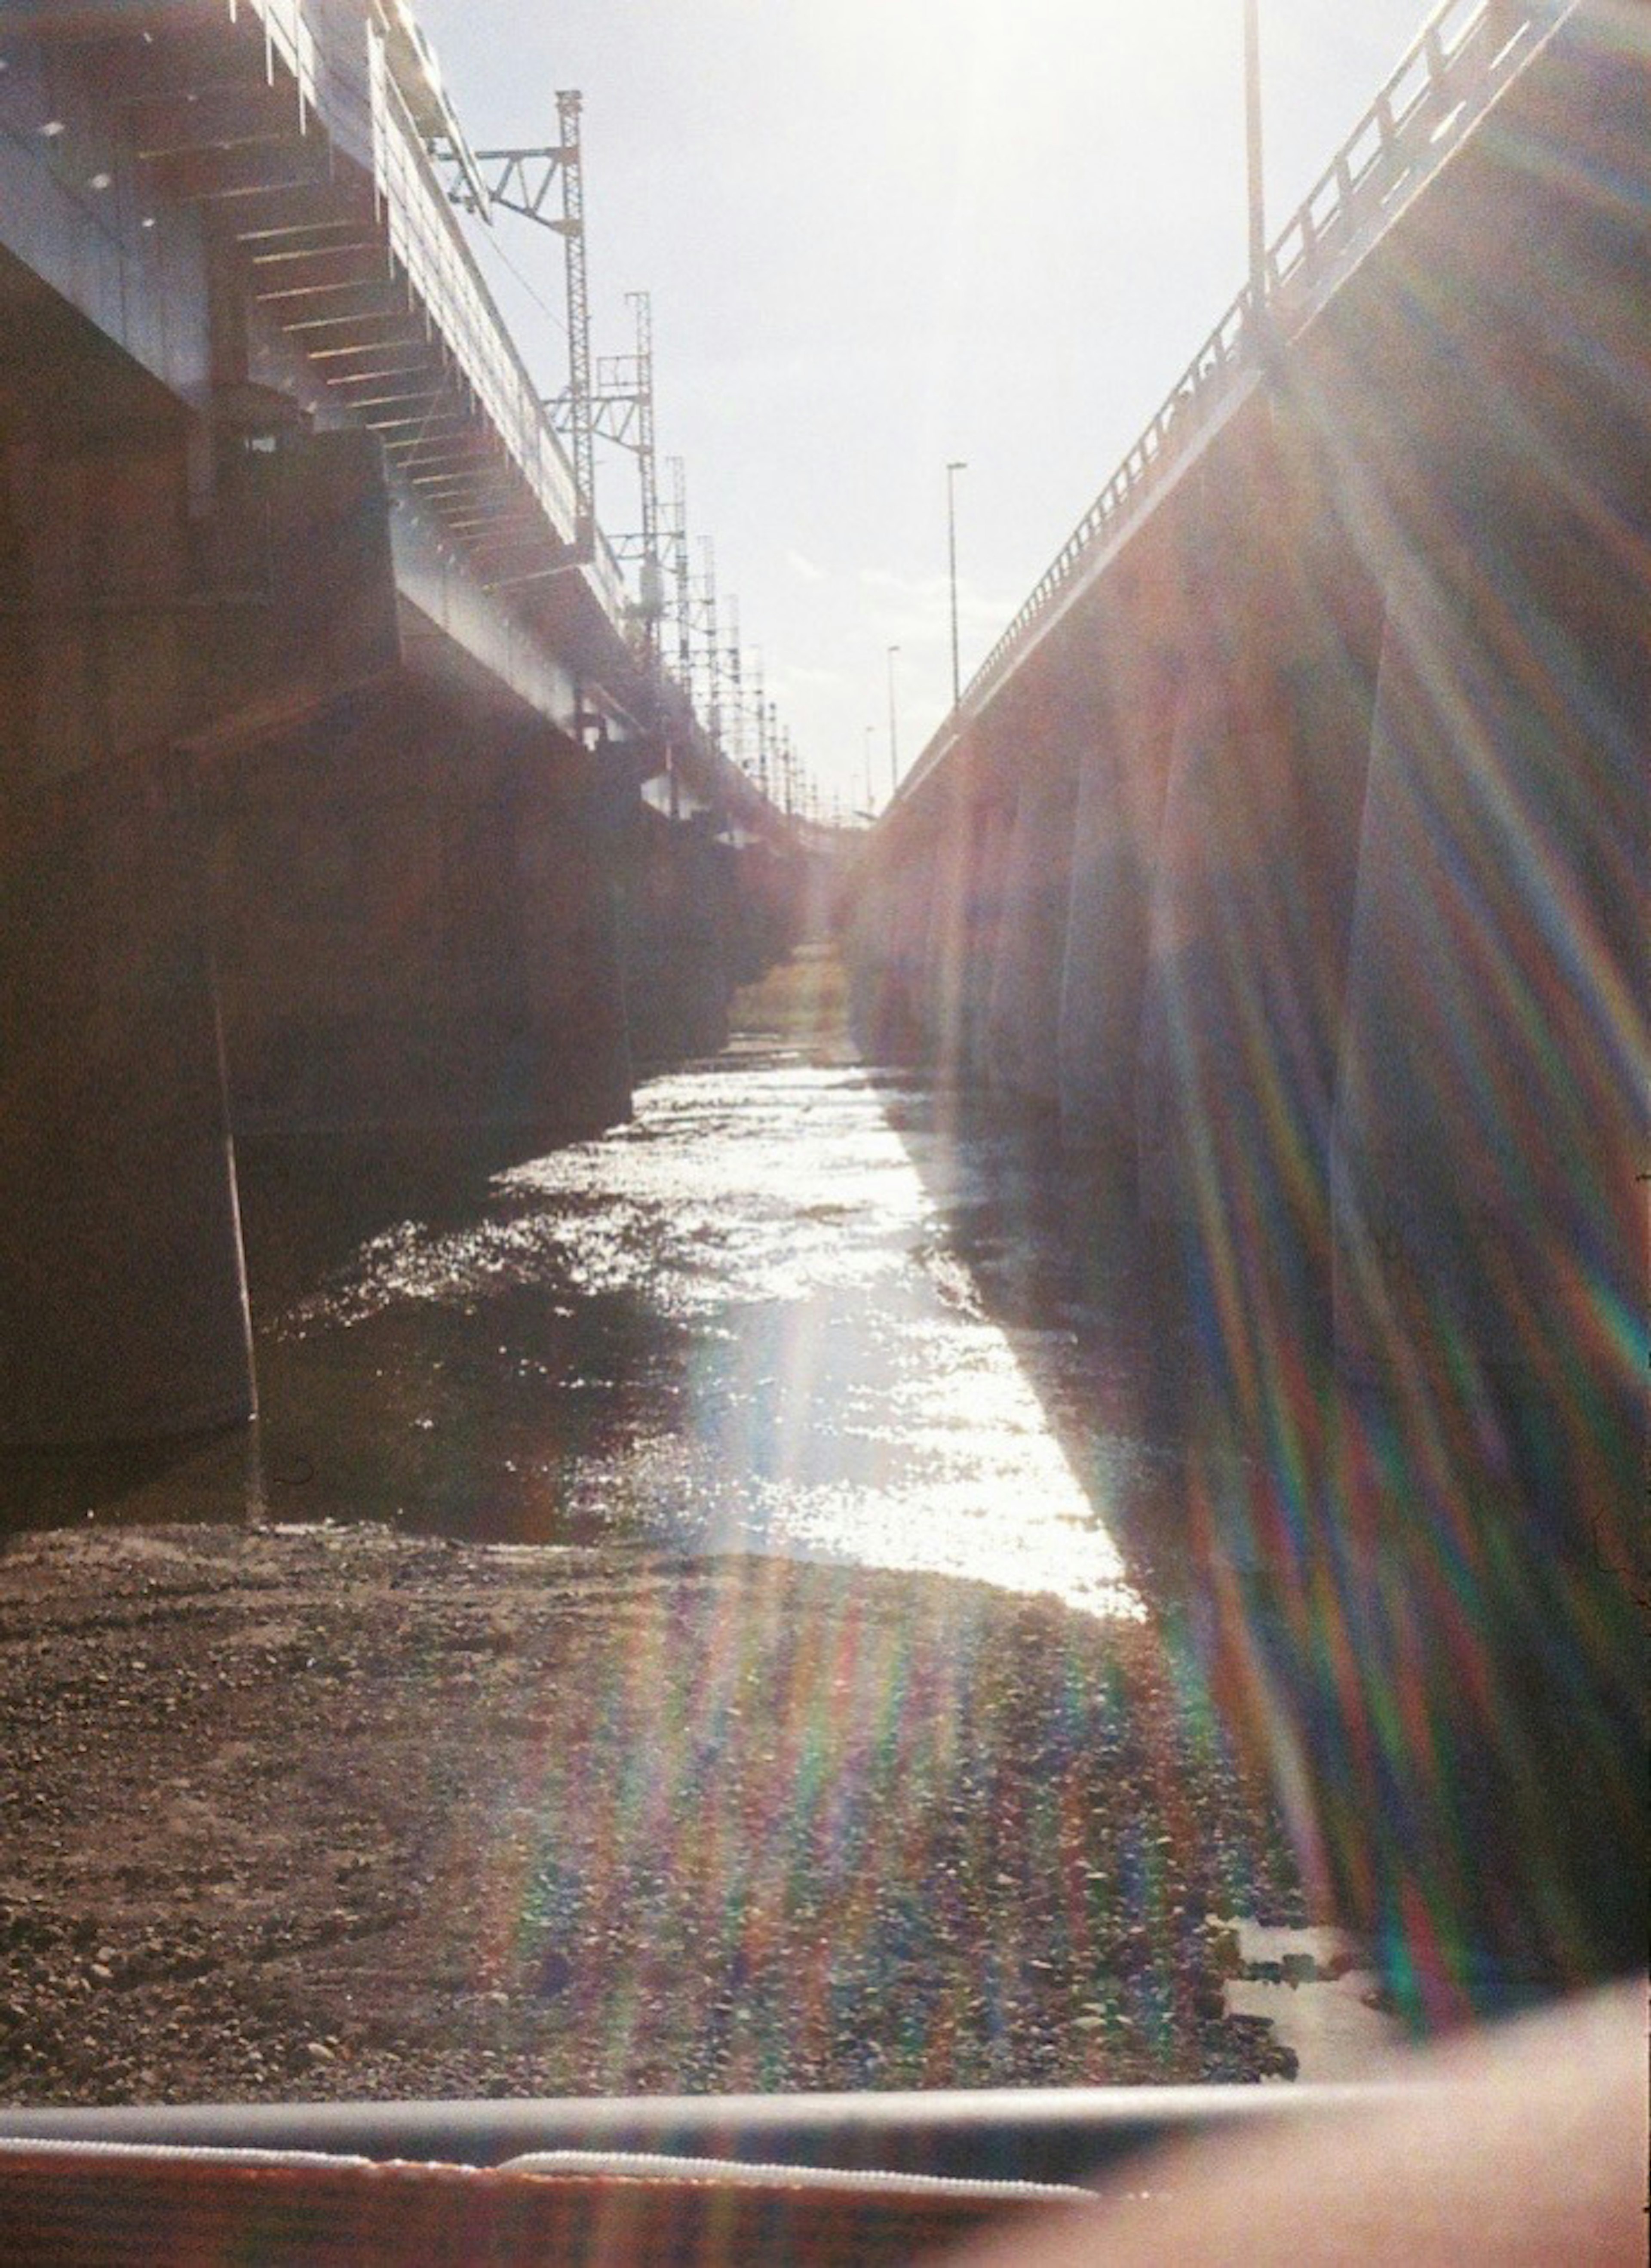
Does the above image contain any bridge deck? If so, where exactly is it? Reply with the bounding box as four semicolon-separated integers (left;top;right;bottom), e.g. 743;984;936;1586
899;0;1581;802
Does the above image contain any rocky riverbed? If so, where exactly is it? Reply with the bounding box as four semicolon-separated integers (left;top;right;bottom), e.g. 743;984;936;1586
0;1522;1303;2105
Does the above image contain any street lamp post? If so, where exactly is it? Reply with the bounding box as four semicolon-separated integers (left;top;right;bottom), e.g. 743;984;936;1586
863;723;875;811
1244;0;1266;321
886;645;900;801
946;459;967;710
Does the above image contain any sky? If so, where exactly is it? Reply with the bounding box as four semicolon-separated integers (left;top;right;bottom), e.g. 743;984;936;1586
414;0;1436;820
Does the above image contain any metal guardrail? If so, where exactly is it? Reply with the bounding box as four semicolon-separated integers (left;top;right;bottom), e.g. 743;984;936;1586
241;0;316;120
933;0;1572;768
366;23;629;621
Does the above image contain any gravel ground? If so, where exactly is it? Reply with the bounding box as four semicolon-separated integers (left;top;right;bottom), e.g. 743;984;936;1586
0;1522;1304;2105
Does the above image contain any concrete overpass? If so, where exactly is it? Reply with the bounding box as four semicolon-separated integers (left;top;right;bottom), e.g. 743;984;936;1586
849;0;1645;1426
0;0;805;1444
845;0;1647;1988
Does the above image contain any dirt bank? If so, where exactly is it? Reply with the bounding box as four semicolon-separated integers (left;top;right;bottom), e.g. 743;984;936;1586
0;1523;1302;2105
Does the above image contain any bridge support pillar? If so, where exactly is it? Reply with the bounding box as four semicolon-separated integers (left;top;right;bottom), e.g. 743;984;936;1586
210;696;634;1200
0;375;261;1444
850;832;936;1066
1300;498;1648;1998
985;739;1077;1109
924;764;1013;1088
917;772;975;1084
509;755;636;1138
1056;605;1177;1162
1134;452;1377;1314
1331;520;1645;1479
618;813;734;1067
0;759;255;1443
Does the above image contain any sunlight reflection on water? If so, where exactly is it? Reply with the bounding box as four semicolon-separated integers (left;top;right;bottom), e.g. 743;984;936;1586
281;1062;1146;1619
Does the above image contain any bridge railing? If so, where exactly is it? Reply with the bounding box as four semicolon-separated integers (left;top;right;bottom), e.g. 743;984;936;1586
939;0;1570;763
366;24;629;624
242;0;316;121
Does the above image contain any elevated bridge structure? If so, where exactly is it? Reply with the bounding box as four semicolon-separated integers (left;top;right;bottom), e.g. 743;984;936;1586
0;0;803;1444
846;0;1647;1982
851;0;1644;1422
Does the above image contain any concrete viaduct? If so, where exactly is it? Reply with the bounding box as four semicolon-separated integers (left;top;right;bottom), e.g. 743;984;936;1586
848;0;1645;1474
846;0;1646;1988
0;0;804;1446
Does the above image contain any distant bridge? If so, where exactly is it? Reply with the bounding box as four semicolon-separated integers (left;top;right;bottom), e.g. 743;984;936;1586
0;0;810;1444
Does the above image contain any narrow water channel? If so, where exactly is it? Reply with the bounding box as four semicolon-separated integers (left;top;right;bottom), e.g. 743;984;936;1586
3;950;1630;2095
254;1053;1160;1616
5;953;1191;1619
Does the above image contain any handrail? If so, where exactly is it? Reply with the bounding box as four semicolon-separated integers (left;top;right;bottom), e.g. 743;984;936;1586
241;0;316;120
924;0;1571;782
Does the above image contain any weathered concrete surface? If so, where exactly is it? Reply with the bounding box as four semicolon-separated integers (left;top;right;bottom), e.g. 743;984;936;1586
1055;556;1180;1165
843;5;1650;2018
616;809;736;1067
849;1;1648;1365
0;5;806;1448
1331;519;1647;1409
207;699;634;1157
984;714;1078;1110
0;757;253;1444
0;356;255;1446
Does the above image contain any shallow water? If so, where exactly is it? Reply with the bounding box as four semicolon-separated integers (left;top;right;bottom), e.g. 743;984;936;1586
246;1053;1171;1620
5;985;1639;2038
0;1028;1197;1620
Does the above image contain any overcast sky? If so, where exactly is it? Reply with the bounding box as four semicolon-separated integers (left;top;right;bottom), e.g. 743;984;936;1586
415;0;1434;817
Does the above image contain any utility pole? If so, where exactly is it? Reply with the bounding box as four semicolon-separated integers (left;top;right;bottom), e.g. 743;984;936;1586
863;724;875;811
946;460;967;709
629;292;657;623
592;290;661;653
553;90;593;549
436;105;798;815
699;537;721;750
446;92;596;562
752;655;768;800
668;455;691;691
454;94;657;586
724;596;743;773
